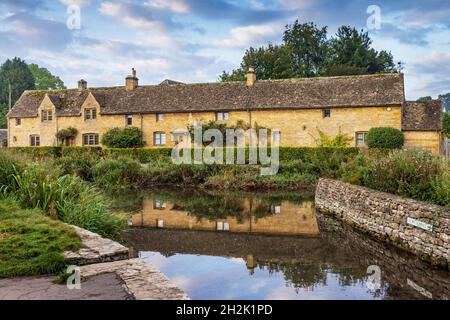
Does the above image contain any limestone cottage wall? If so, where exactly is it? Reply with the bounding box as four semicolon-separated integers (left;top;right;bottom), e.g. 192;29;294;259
315;178;449;267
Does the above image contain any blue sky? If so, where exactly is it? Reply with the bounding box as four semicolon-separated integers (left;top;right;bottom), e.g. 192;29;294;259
0;0;449;99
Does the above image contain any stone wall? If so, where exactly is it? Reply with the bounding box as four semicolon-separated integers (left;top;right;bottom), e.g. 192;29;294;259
315;178;449;267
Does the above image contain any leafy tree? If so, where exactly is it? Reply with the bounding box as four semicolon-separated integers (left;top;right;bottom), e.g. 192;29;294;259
443;112;450;138
417;96;433;102
101;127;144;148
326;26;396;76
0;58;35;107
315;128;352;147
438;93;450;112
283;21;328;77
28;64;66;90
366;127;404;149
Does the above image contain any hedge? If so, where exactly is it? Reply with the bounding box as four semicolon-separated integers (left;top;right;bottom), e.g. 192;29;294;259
8;146;360;163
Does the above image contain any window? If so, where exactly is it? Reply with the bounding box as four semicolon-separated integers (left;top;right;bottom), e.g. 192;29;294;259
15;118;21;126
156;113;164;122
355;132;368;147
153;200;166;210
216;112;229;121
323;109;331;118
82;133;99;146
125;114;133;126
30;135;40;147
85;108;97;120
41;110;53;122
153;132;166;146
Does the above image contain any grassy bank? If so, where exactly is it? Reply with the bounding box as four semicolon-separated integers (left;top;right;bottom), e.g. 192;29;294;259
0;197;81;278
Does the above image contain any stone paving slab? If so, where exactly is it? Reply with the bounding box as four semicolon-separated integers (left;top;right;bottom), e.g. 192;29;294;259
64;226;130;265
0;273;133;300
80;258;190;300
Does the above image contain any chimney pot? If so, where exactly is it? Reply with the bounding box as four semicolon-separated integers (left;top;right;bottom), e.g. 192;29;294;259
246;66;256;87
78;79;87;90
126;68;139;91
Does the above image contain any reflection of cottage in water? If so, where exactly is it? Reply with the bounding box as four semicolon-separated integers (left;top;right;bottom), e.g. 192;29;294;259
131;195;320;236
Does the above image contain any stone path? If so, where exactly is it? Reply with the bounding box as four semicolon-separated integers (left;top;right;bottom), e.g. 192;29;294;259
0;225;189;300
0;273;132;300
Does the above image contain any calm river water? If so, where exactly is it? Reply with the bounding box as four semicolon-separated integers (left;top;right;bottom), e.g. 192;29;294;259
111;189;450;300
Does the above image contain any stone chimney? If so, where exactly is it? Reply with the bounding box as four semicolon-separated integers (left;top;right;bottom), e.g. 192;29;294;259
246;66;256;87
125;68;139;91
78;79;87;90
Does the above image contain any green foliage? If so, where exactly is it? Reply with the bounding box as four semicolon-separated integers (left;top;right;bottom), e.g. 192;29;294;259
105;147;172;162
0;198;81;278
28;63;66;90
101;127;144;148
0;105;7;129
315;128;353;147
0;57;35;107
417;96;433;102
56;127;78;141
366;127;404;149
56;157;96;181
363;149;449;206
92;157;144;191
221;20;396;81
443;112;450;137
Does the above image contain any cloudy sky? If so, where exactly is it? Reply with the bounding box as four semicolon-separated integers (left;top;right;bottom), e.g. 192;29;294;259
0;0;449;99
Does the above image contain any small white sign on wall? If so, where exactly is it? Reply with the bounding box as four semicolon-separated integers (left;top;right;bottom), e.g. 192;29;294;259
407;217;433;232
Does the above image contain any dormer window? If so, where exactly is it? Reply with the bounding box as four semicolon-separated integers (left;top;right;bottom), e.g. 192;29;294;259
41;110;53;122
85;108;97;120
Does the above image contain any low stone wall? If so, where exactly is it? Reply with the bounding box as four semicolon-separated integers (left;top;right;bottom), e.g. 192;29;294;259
315;178;449;267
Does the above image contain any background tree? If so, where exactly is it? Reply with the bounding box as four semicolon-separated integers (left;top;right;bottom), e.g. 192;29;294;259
283;21;328;77
0;58;35;128
417;96;433;102
325;26;395;76
443;113;450;138
28;64;66;90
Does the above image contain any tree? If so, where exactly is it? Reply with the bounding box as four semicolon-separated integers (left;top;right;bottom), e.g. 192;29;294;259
325;26;396;76
443;112;450;137
417;96;433;102
0;58;35;107
28;64;66;90
438;93;450;112
283;21;328;77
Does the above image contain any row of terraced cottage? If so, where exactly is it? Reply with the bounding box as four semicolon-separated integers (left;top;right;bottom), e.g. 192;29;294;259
6;68;445;154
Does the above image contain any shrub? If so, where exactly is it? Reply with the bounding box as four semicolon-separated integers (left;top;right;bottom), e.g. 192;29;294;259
315;128;353;147
101;127;144;148
366;127;404;149
92;157;144;190
363;149;449;206
56;157;96;181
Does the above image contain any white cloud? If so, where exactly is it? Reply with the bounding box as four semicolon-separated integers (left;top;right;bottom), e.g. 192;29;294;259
144;0;190;13
214;23;279;48
59;0;92;7
277;0;315;10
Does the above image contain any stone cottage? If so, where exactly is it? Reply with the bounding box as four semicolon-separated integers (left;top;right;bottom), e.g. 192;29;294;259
6;69;444;153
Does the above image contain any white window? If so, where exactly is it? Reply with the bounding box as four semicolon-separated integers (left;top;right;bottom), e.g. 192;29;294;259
156;113;164;122
15;118;21;126
82;133;99;146
356;132;368;147
217;221;230;231
216;112;229;121
153;132;166;146
85;108;97;120
41;110;53;122
30;135;40;146
125;114;133;126
272;130;281;144
154;200;166;209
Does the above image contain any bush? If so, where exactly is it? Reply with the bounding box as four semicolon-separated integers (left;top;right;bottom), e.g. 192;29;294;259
56;157;96;181
101;127;144;148
363;149;449;206
366;127;404;149
92;157;144;191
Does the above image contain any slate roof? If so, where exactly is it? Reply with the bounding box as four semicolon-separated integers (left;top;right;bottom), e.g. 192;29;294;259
8;73;405;119
402;100;443;131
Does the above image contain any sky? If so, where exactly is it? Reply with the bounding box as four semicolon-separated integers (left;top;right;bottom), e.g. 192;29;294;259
0;0;449;100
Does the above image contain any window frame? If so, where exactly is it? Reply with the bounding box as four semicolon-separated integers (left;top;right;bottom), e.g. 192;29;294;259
15;118;21;126
272;130;281;144
84;108;97;121
153;132;166;146
41;110;53;122
30;135;40;147
125;114;133;126
216;112;229;121
323;109;331;118
82;133;99;146
156;113;164;122
355;131;368;147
